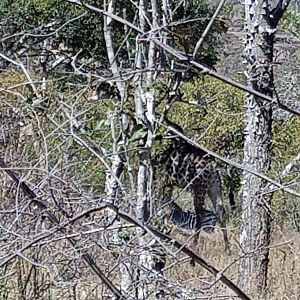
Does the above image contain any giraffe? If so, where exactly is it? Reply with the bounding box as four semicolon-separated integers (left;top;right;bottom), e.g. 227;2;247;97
159;137;230;253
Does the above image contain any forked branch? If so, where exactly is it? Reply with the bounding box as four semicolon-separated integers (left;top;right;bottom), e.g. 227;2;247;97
0;158;123;299
64;0;300;117
0;159;251;300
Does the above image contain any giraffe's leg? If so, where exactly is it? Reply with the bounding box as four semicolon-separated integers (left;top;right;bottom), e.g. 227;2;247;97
193;189;206;226
207;172;225;219
208;172;231;254
192;189;206;249
161;170;174;203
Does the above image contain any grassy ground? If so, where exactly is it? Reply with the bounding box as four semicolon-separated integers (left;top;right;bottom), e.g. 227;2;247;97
1;218;299;300
168;221;300;300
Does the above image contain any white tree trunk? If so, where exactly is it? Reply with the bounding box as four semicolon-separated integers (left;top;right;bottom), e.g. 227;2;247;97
135;89;156;299
103;1;132;296
238;0;290;296
135;0;159;298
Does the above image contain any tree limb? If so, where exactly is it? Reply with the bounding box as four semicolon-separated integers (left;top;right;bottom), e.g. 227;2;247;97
0;191;252;300
263;150;300;194
64;0;300;117
193;0;227;59
108;204;253;300
0;159;123;299
155;38;300;117
161;124;300;198
270;0;292;26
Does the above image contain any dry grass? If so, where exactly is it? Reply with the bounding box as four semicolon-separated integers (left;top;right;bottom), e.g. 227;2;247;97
167;221;300;300
1;221;299;299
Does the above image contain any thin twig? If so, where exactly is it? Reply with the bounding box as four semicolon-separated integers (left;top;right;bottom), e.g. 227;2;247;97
1;158;251;299
0;159;123;299
64;0;300;117
193;0;227;59
161;123;300;198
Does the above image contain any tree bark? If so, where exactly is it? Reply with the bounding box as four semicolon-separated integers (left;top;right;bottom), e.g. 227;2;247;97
134;0;159;298
238;0;290;296
103;1;132;296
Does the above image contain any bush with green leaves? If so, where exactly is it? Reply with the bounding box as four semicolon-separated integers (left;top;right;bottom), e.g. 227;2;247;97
0;0;107;60
281;7;300;37
156;77;300;217
0;0;225;72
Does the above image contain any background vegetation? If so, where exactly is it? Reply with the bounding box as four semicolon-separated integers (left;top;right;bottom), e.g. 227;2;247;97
0;0;299;299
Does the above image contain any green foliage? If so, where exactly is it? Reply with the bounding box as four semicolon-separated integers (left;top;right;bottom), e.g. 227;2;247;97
0;0;224;76
280;8;300;37
0;0;108;59
0;279;8;300
129;127;148;142
2;0;298;221
169;78;244;156
167;76;300;174
273;117;300;170
0;70;112;193
157;77;300;215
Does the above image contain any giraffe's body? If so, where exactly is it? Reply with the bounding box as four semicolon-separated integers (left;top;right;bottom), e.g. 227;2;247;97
160;138;230;252
163;139;224;220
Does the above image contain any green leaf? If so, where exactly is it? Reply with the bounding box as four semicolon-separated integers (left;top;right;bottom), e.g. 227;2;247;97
94;119;110;131
129;128;147;142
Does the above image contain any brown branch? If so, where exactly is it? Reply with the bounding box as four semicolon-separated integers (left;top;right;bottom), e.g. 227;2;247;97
3;200;252;300
1;158;251;299
162;124;300;198
193;0;227;59
107;204;252;300
0;159;123;299
154;38;300;117
65;0;300;117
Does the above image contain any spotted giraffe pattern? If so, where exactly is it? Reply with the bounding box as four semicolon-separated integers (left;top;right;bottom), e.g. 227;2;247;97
163;139;223;219
160;138;230;252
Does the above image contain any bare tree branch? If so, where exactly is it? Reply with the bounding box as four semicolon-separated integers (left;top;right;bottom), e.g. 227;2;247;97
0;52;41;98
106;204;253;300
64;0;142;33
270;0;292;26
0;159;123;299
64;0;300;117
263;150;300;194
193;0;227;59
162;124;300;198
0;191;252;300
280;151;300;178
154;39;300;117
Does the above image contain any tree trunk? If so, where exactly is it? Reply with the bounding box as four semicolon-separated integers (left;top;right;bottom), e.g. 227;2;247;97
238;0;290;296
103;1;132;296
135;0;159;298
